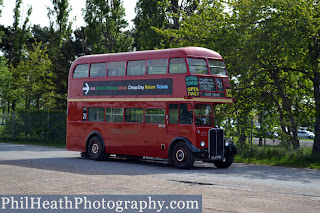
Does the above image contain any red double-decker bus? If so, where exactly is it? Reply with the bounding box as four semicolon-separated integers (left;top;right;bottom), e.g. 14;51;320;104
66;47;237;169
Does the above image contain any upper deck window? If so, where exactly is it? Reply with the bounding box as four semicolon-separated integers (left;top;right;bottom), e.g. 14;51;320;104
187;58;208;74
108;61;126;76
73;64;89;78
147;59;167;75
90;63;106;77
169;58;187;74
209;59;227;75
127;60;146;75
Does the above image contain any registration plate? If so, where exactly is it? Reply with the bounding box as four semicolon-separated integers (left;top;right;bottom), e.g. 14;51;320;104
211;155;222;160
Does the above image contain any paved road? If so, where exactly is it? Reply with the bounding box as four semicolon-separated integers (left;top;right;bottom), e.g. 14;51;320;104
0;142;320;212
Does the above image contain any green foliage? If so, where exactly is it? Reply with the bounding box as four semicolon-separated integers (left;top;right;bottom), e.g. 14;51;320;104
83;0;133;53
133;0;169;50
0;110;66;144
11;42;54;109
154;0;320;150
11;0;32;66
0;57;13;112
0;0;3;42
47;0;73;56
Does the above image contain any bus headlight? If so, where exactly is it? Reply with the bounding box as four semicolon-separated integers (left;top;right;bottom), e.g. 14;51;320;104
200;141;205;147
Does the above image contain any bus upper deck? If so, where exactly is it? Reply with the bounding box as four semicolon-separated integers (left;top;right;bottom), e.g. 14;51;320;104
68;47;232;103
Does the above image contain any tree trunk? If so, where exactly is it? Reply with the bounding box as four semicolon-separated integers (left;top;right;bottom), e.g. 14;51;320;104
310;34;320;155
258;110;263;146
171;0;179;29
270;70;299;149
312;70;320;155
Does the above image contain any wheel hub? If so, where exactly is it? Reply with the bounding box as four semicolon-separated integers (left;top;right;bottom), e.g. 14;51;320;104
176;149;185;162
92;143;99;154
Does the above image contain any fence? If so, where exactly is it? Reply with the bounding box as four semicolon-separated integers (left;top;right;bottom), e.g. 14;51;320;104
0;111;66;144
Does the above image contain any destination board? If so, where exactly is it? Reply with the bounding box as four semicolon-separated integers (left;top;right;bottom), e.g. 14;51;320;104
199;77;216;91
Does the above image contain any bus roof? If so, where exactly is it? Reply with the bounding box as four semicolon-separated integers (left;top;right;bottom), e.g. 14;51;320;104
72;47;223;65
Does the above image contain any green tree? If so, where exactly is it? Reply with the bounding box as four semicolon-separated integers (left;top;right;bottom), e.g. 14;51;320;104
12;0;32;66
155;0;318;151
228;0;318;151
30;25;51;47
133;0;169;50
9;0;32;111
47;0;73;56
0;1;32;67
46;0;75;109
0;57;14;113
154;0;227;50
51;38;76;109
83;0;133;54
0;0;3;42
12;42;54;109
73;27;89;56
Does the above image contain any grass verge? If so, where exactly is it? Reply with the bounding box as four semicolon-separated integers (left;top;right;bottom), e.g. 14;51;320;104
0;138;66;148
234;144;320;169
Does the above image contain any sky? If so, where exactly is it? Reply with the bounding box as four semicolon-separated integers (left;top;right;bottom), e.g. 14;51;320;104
0;0;137;29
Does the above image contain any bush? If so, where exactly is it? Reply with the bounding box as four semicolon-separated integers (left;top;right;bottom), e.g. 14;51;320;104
0;110;66;145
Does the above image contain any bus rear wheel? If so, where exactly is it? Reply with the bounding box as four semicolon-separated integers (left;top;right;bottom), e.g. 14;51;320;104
88;136;105;161
172;142;195;169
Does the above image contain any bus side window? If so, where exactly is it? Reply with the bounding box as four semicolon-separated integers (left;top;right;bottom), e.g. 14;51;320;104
179;103;193;124
127;60;146;75
208;59;227;75
187;58;208;74
125;108;143;123
147;59;167;75
169;58;187;74
73;64;89;78
90;63;106;77
108;62;126;76
145;108;165;123
88;107;104;122
168;104;178;124
106;108;124;122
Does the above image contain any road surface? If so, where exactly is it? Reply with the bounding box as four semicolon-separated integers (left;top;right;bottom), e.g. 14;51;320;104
0;142;320;212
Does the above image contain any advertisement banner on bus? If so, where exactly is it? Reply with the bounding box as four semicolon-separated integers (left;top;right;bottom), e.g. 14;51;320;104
82;79;173;96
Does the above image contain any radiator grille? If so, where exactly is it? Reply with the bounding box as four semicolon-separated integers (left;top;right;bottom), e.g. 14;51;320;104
208;128;224;160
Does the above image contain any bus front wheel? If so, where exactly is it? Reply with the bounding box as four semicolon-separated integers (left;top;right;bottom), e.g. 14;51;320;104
213;154;234;168
172;142;195;169
88;136;105;161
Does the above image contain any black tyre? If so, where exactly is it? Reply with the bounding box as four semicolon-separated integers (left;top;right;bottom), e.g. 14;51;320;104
87;136;105;161
172;142;195;169
81;152;89;158
213;154;234;168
